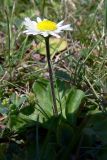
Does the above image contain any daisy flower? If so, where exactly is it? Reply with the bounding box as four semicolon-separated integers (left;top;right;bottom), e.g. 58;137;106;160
23;17;72;38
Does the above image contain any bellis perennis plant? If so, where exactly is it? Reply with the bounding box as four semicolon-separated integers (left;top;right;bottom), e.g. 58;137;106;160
23;17;72;38
23;16;72;116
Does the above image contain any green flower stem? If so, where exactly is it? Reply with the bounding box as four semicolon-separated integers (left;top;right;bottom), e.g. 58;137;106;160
45;36;58;116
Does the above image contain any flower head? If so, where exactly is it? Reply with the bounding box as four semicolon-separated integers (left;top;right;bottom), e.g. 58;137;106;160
23;17;72;38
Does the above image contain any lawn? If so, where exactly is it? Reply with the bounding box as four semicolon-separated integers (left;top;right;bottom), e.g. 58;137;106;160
0;0;107;160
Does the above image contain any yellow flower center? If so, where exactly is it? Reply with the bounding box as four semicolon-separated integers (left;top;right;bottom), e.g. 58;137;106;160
37;20;57;31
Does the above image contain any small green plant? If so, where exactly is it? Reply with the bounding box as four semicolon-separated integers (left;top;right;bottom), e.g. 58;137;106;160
23;16;72;116
0;0;107;160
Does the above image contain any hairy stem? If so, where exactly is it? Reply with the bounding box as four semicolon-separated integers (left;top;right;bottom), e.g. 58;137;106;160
45;37;58;116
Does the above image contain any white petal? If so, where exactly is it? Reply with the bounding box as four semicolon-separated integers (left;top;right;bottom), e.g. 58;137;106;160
59;24;72;31
24;17;31;22
35;24;40;31
54;29;62;33
23;30;38;35
50;32;60;38
23;18;38;33
57;20;64;27
23;29;38;34
36;17;42;22
41;32;49;37
23;17;30;26
23;17;36;26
